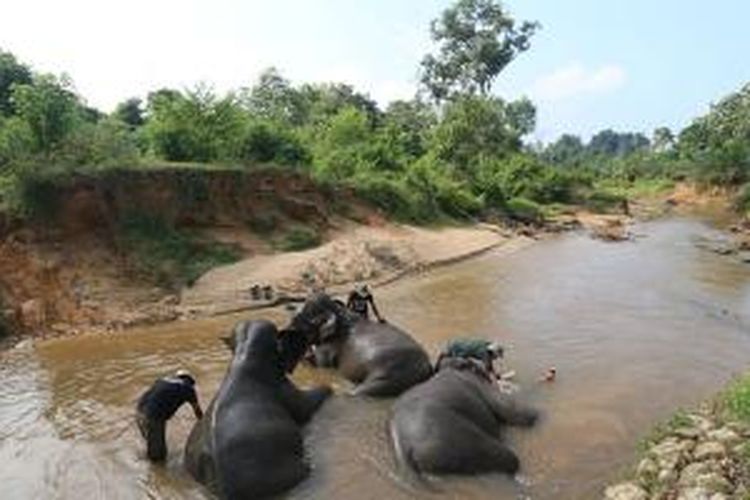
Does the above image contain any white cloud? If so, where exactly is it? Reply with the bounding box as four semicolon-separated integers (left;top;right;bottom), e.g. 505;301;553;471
531;63;627;102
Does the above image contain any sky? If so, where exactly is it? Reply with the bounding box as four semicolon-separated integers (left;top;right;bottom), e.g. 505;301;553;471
2;0;749;143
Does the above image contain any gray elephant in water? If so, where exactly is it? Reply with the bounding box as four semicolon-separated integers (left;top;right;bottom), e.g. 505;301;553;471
184;320;332;499
285;292;433;397
389;356;538;477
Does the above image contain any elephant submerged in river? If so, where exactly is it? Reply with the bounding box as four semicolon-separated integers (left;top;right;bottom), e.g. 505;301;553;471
284;292;433;397
184;320;332;499
389;356;538;477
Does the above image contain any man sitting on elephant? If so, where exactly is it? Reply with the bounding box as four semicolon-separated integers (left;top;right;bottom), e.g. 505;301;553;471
435;338;505;381
346;284;385;322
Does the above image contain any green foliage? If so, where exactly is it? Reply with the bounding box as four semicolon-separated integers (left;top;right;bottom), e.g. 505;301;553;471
144;85;246;162
692;139;750;186
117;212;241;288
420;0;539;102
114;98;144;128
240;120;309;165
352;173;427;222
505;197;543;224
11;74;80;155
275;225;322;251
430;95;534;168
0;49;33;116
721;373;750;424
52;118;140;168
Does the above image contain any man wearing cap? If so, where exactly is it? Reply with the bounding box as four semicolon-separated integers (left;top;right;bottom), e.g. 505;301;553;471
435;338;504;381
136;369;203;462
346;284;385;322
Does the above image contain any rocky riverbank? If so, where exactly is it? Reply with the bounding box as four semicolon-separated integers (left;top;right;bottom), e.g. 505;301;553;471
604;408;750;500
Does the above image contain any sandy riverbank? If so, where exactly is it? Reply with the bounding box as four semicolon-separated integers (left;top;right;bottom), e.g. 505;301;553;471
178;221;534;317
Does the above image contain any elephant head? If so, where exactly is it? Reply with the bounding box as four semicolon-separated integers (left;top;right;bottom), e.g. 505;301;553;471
282;292;356;369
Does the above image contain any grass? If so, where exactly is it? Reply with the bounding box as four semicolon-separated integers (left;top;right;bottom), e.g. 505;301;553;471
637;409;693;452
720;372;750;423
596;177;675;199
118;212;241;289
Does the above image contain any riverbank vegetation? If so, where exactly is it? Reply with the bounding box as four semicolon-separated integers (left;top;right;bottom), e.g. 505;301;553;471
1;0;749;227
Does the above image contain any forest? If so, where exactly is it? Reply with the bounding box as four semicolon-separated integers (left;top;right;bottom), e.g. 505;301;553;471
1;0;749;225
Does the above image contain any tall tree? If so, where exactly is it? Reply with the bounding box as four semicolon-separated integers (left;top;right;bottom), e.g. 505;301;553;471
11;74;80;154
420;0;539;103
243;67;304;126
0;49;33;116
114;97;145;128
652;126;674;152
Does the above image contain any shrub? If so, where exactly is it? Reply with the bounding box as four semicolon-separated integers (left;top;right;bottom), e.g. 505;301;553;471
276;225;322;251
505;197;543;224
352;174;427;222
118;212;240;288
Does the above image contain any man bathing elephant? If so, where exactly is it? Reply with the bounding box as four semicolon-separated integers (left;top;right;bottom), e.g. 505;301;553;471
287;292;432;397
184;320;332;499
389;352;538;477
136;369;203;462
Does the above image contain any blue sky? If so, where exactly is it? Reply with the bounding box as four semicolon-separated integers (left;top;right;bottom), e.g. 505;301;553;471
2;0;749;142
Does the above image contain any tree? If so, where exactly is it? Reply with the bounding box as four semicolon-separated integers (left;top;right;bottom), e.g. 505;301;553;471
144;85;246;162
420;0;539;103
430;94;535;170
544;134;585;165
11;74;80;155
379;99;437;161
0;49;33;116
587;129;650;158
114;98;145;128
243;67;304;126
652;127;674;152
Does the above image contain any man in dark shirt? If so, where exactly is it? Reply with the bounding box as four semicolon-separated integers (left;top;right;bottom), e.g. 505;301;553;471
136;369;203;462
346;284;385;322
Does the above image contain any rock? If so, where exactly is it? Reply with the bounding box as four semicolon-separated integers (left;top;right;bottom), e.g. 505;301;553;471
687;415;715;434
678;461;731;493
705;427;741;447
677;488;708;500
19;298;46;330
604;482;648;500
692;441;726;462
636;457;659;480
159;294;180;306
674;427;704;440
650;437;695;472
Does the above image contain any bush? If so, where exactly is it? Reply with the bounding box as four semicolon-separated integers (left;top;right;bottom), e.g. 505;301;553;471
240;121;310;165
352;174;427;222
722;373;750;423
584;190;627;214
276;225;322;251
51;118;140;168
118;212;240;288
505;197;543;224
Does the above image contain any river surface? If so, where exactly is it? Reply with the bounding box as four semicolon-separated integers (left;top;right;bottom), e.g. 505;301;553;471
2;217;750;500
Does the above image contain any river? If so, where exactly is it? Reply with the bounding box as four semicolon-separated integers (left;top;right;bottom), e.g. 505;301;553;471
2;217;750;499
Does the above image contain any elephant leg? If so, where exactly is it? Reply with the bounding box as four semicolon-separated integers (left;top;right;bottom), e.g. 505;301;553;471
408;420;521;475
282;383;333;424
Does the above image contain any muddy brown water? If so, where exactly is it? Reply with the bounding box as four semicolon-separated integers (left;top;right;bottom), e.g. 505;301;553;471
3;217;750;500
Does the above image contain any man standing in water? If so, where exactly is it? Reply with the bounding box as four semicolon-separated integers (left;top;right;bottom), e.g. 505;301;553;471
346;284;385;322
136;369;203;462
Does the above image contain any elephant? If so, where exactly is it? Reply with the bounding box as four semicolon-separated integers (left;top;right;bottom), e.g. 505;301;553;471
184;319;332;499
285;292;433;397
389;356;538;477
